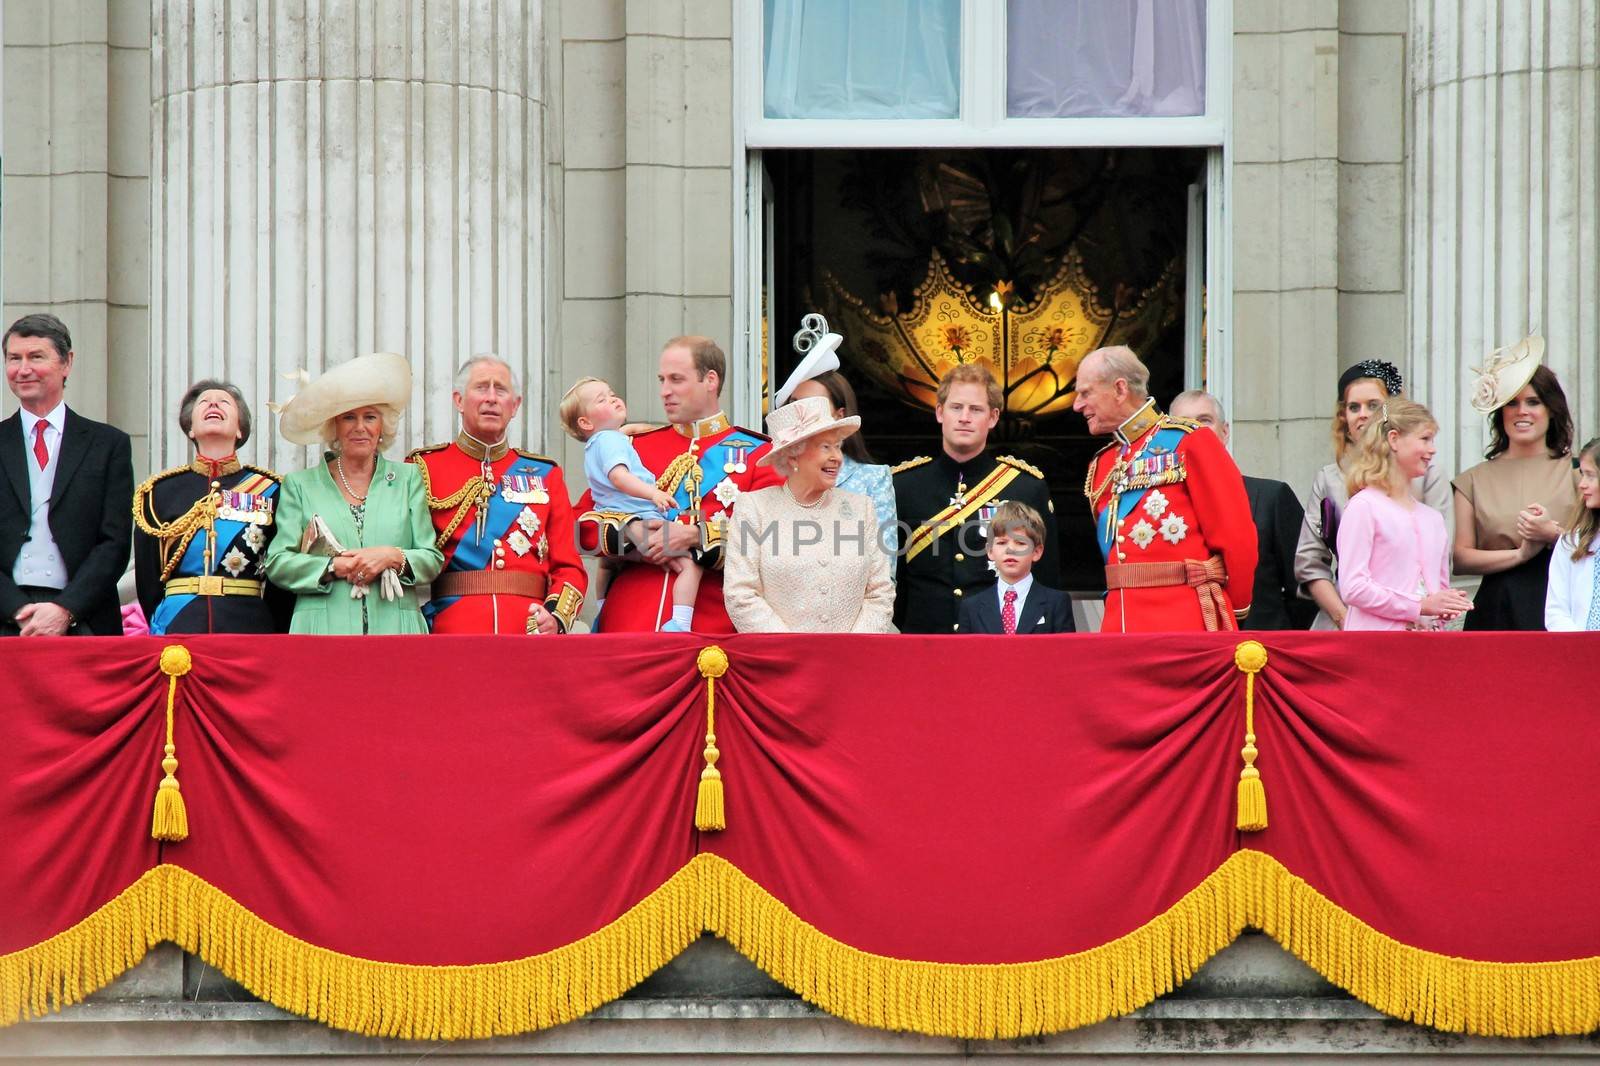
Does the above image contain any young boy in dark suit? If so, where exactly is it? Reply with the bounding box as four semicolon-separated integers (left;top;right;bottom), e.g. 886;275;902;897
956;501;1075;634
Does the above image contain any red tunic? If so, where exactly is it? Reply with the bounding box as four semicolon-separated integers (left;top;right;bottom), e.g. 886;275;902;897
577;419;780;633
1086;410;1258;633
410;441;587;634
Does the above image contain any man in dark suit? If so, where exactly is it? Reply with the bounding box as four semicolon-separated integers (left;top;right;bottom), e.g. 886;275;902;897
956;501;1075;634
1;314;133;636
1169;390;1314;631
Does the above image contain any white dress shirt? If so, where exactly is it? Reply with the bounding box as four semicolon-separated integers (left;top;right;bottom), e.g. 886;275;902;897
13;403;69;590
996;572;1034;624
1545;537;1598;631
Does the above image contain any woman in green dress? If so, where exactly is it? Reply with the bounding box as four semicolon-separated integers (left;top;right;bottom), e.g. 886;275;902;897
265;353;443;634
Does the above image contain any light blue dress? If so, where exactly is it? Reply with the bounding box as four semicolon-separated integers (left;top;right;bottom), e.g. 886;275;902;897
838;455;896;582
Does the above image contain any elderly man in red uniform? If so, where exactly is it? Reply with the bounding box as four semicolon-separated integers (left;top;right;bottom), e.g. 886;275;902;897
577;336;780;632
409;356;586;634
1074;346;1257;632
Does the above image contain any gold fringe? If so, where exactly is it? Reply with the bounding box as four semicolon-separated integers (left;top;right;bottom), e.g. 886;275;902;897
1233;640;1269;832
152;645;193;842
4;853;1600;1039
694;646;729;832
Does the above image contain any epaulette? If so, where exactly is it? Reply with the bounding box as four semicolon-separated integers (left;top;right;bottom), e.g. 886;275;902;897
242;463;281;482
1092;439;1118;459
513;447;557;464
406;442;451;461
732;427;771;443
1158;414;1201;433
891;455;932;475
997;455;1046;479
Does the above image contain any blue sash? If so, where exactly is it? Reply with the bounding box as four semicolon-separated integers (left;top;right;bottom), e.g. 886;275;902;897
149;483;279;635
680;435;762;513
1095;426;1187;560
425;454;554;625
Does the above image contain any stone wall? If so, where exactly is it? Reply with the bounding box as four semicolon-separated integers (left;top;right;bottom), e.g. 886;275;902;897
1230;0;1411;497
1;0;151;475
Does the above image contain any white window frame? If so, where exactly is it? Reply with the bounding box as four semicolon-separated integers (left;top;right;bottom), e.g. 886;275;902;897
731;0;1233;432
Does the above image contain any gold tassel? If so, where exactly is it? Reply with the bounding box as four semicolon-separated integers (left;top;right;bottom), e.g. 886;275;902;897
695;646;730;831
152;645;193;842
1233;640;1268;831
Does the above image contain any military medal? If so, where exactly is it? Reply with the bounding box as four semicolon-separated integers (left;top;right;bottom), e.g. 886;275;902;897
516;507;540;537
507;530;532;556
217;491;273;525
536;533;549;561
723;445;750;475
977;502;996;538
950;475;968;508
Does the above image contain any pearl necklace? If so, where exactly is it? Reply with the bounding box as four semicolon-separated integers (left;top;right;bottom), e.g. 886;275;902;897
783;481;831;510
335;457;372;503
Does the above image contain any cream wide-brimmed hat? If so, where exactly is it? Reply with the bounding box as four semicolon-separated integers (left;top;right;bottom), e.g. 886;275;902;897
758;395;861;467
1468;334;1545;414
275;352;413;445
772;313;843;407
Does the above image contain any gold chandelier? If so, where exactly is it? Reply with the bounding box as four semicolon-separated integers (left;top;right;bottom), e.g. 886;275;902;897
822;250;1180;418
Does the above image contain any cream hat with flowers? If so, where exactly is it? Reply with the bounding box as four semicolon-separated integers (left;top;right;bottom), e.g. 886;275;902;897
274;353;413;445
1468;335;1545;414
758;395;860;466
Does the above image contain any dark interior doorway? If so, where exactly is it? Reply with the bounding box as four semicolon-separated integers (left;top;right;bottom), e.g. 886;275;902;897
762;147;1207;591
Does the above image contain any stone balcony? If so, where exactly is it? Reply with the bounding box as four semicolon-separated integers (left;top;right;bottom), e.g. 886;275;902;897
3;935;1596;1061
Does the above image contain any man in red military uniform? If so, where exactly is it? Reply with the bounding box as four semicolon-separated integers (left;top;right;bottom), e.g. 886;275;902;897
576;336;780;632
409;356;586;634
1074;346;1257;632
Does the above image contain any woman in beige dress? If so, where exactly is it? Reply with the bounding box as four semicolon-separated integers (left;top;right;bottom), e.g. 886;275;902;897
723;395;896;633
1293;360;1451;629
1451;338;1578;630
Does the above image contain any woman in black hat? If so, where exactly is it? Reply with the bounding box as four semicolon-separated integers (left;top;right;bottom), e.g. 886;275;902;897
1292;360;1452;629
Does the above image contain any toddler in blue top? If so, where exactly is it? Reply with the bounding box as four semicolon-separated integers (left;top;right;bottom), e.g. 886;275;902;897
560;377;702;632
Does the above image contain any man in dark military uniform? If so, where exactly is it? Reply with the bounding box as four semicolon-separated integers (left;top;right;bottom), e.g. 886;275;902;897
893;363;1059;633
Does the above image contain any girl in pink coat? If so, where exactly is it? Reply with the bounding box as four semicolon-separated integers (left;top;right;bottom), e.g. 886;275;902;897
1337;399;1475;630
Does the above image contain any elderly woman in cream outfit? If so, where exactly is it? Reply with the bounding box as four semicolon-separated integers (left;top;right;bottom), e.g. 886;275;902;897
723;395;896;633
265;353;444;634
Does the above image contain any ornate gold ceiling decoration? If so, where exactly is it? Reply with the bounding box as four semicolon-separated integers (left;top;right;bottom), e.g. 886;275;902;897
823;250;1180;419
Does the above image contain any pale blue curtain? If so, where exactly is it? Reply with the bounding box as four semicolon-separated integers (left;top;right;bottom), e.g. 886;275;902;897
1007;0;1207;118
763;0;961;119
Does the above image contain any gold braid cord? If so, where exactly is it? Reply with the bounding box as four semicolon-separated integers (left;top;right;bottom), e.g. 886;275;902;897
131;479;219;582
411;458;490;551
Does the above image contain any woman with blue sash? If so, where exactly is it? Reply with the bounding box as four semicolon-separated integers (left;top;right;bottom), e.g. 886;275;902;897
134;380;290;634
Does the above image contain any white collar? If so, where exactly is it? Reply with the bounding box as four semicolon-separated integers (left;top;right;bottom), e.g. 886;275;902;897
997;571;1034;603
20;402;66;436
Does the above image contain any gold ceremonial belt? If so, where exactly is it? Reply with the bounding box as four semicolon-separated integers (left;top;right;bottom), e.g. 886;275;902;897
432;570;549;601
165;577;265;598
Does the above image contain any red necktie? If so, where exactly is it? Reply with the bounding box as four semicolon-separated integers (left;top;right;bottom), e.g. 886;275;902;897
32;421;49;470
1001;588;1018;635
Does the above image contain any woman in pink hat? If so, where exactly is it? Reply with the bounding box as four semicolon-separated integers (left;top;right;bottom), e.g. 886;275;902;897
722;395;896;633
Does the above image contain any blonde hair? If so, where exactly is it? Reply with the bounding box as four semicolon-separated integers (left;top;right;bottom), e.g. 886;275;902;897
1344;398;1437;498
321;404;400;454
558;376;605;441
987;500;1045;549
936;362;1002;410
1566;437;1600;562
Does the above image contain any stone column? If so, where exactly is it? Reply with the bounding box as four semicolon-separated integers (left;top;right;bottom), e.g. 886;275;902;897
150;0;545;472
1409;0;1600;476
